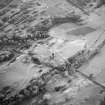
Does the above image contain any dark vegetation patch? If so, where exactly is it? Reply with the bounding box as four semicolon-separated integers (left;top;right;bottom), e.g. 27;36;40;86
0;77;46;105
67;26;96;36
0;51;14;63
100;97;105;105
51;15;82;27
0;0;14;9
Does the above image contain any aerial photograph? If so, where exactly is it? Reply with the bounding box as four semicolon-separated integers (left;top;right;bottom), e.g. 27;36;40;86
0;0;105;105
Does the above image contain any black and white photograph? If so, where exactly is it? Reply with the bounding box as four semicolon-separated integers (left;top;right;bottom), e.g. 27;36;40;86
0;0;105;105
